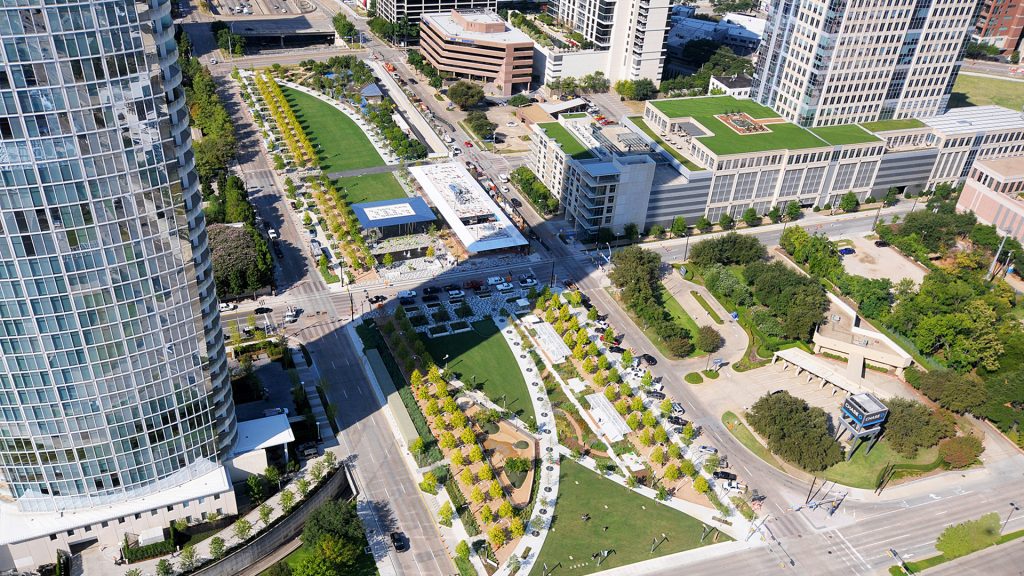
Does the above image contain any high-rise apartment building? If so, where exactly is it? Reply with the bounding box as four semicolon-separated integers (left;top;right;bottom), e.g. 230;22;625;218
751;0;978;127
546;0;671;81
0;0;237;569
973;0;1024;55
376;0;495;32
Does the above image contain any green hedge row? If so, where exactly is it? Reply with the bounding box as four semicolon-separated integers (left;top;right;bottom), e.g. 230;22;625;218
123;535;174;563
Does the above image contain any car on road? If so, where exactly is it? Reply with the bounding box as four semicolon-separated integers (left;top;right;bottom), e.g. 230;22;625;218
697;445;718;455
254;307;273;315
645;390;666;400
838;247;856;256
368;294;387;304
390;532;409;552
448;289;465;298
519;278;537;287
267;229;279;240
510;197;522;208
464;141;473;148
219;302;237;312
397;290;417;298
210;58;218;65
506;121;517;127
498;173;509;182
423;286;440;295
713;471;737;481
496;282;514;291
874;239;890;247
501;185;510;194
640;354;658;366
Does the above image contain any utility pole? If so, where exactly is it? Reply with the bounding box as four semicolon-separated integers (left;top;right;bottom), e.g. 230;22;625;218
988;233;1009;281
870;202;883;231
1002;502;1020;534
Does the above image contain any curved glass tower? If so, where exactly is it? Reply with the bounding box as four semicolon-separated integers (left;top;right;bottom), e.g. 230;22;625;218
0;0;236;512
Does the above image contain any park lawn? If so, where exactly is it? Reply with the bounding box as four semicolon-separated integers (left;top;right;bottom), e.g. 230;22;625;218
809;125;880;145
528;459;722;576
859;118;926;132
820;441;939;490
604;287;698;359
661;282;704;354
281;86;384;173
422;319;536;427
721;411;784;471
949;74;1024;111
334;172;406;204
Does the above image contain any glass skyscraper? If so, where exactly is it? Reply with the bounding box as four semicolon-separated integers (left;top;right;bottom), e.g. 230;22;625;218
0;0;236;512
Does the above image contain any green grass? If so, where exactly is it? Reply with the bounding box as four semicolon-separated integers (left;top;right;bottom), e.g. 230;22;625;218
685;372;703;384
605;287;698;359
528;459;722;576
701;370;719;379
721;411;784;471
892;526;1024;575
421;319;536;426
630;117;705;171
859;118;926;132
662;282;701;342
536;121;594;159
334;172;406;204
690;291;723;324
820;440;939;490
949;74;1024;111
267;539;378;576
562;112;588;119
809;125;881;145
282;86;383;173
648;96;829;155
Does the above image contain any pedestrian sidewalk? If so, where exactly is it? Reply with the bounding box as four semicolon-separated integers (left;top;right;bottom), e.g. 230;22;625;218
289;346;339;449
662;271;748;369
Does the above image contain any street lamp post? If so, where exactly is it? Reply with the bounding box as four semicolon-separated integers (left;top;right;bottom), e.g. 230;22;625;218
1002;502;1020;534
683;231;691;262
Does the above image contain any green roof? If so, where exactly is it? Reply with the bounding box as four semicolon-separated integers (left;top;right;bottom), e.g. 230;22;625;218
561;112;587;119
649;96;830;155
809;125;881;145
630;117;704;171
858;118;927;132
537;121;594;159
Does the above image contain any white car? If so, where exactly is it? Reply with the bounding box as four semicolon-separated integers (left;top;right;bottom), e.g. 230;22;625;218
218;302;237;312
518;278;537;288
210;58;218;65
487;276;505;285
447;289;465;298
498;173;509;183
506;121;517;127
697;445;718;455
496;282;514;291
397;290;417;298
267;229;279;240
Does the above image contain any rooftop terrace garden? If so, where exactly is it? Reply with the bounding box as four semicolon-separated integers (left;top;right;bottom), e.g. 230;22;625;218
537;121;595;159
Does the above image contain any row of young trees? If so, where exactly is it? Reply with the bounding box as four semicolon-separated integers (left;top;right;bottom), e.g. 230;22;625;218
510;166;559;214
307;175;376;271
253;72;317;168
365;98;429;159
546;72;610;97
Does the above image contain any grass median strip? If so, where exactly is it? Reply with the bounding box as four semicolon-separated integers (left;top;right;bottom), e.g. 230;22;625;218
691;291;723;324
721;411;784;471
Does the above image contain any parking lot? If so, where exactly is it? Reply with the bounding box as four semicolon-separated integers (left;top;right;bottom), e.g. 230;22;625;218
840;234;928;286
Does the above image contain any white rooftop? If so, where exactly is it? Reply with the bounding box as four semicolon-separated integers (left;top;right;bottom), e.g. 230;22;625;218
924;105;1024;136
773;348;869;395
0;464;230;546
234;414;295;455
422;11;532;44
410;162;528;253
538;98;588;115
585;392;631;442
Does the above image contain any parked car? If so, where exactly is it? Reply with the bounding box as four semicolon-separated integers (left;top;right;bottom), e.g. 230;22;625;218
443;284;461;292
874;239;890;247
298;442;319;458
487;276;505;285
640;354;658;366
464;279;483;289
713;471;737;481
608;345;626;354
448;289;465;298
422;295;440;303
645;390;666;400
496;282;514;291
422;286;440;295
697;445;718;455
368;294;387;304
219;302;237;312
519;278;537;287
397;290;417;298
667;415;687;427
398;297;416;306
671;402;685;414
838;247;856;256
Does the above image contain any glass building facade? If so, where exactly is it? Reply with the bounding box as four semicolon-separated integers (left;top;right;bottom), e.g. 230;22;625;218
0;0;236;512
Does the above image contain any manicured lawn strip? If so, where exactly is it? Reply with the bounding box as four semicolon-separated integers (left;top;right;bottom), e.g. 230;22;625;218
691;291;723;324
630;117;704;171
892;527;1024;574
949;74;1024;111
604;287;698;359
662;282;701;342
421;319;536;427
859;118;926;132
809;125;881;145
820;441;939;490
562;112;588;119
281;86;384;173
648;96;829;154
334;172;406;205
528;459;720;576
721;411;784;471
536;121;594;159
454;556;475;576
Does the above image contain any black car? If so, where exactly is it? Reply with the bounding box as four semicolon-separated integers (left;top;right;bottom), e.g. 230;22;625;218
368;295;387;304
422;286;440;295
422;295;440;303
510;198;522;208
713;471;737;481
667;416;688;427
390;532;409;552
609;345;626;354
646;390;666;400
399;297;416;306
254;307;272;315
874;239;890;247
640;354;658;366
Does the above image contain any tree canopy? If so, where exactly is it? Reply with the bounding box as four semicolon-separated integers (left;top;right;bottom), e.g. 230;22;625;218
882;397;953;457
689;232;766;266
448;81;485;109
747;391;843;471
610;246;694;357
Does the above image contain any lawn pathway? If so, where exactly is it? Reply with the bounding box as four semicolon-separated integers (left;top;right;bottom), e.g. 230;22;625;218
494;315;561;576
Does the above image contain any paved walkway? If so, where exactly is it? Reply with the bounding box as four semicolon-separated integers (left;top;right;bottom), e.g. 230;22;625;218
494;315;562;576
662;272;748;368
289;346;339;449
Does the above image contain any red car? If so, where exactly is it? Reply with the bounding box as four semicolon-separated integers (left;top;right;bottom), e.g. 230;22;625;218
464;141;473;148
